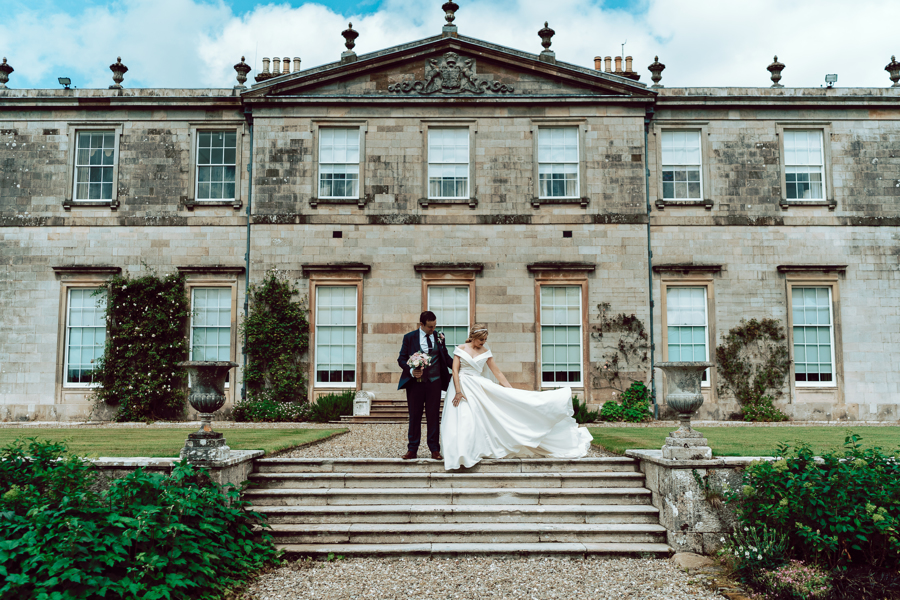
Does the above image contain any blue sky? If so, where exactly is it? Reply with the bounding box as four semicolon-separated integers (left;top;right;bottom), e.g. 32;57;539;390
0;0;895;90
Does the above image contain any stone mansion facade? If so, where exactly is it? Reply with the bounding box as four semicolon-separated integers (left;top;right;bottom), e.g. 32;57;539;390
1;14;899;422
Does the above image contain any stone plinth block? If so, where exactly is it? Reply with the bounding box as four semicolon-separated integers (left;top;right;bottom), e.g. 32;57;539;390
181;432;231;462
354;391;373;416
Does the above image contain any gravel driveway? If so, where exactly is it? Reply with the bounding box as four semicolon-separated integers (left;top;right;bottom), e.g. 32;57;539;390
239;555;723;600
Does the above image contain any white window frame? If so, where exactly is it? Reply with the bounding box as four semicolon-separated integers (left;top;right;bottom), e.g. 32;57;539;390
186;122;245;209
539;285;584;388
63;287;107;388
194;130;238;202
427;128;470;200
64;123;124;208
776;123;834;207
783;130;826;201
427;285;471;347
317;128;361;200
189;287;233;362
661;130;703;200
665;286;711;387
790;286;837;388
537;126;580;199
314;285;359;388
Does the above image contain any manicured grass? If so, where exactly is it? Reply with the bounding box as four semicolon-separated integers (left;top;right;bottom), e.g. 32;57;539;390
589;426;900;457
0;428;347;458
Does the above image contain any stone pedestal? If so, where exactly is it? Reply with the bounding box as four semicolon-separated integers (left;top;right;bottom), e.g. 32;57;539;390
178;361;238;463
656;361;714;460
353;391;373;416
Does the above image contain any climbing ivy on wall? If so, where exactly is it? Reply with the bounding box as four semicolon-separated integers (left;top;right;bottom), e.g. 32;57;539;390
591;303;651;393
240;269;309;405
716;318;791;422
93;271;190;422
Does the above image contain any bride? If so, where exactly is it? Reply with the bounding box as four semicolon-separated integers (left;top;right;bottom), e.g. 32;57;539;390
440;323;593;470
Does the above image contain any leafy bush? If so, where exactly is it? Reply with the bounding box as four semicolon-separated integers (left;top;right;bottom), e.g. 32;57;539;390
728;434;900;570
233;394;310;422
242;269;310;404
308;390;354;423
0;439;279;600
719;522;790;582
716;318;790;422
599;381;652;422
572;395;598;424
93;270;190;422
757;560;833;600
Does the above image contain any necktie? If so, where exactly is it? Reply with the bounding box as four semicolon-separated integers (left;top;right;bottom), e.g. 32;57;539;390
426;334;433;351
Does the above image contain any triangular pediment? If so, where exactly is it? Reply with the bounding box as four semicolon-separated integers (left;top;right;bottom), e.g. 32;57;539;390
243;35;654;99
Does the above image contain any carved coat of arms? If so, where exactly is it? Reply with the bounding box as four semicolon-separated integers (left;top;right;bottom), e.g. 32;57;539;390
388;52;514;95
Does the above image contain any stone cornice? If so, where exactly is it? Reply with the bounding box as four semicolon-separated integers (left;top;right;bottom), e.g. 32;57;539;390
414;262;484;273
176;265;246;275
776;265;848;273
51;265;121;274
526;262;595;273
301;263;372;276
652;264;723;273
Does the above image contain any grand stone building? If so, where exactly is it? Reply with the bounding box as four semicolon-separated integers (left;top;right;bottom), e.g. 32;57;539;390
2;10;899;422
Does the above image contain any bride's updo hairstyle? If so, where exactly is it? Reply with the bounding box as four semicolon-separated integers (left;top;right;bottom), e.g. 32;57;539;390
465;323;489;344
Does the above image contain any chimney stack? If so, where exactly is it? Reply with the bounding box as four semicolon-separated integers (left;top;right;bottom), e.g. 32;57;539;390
255;58;272;82
594;56;602;71
604;56;612;72
282;57;290;74
293;57;301;72
272;57;281;75
625;56;633;72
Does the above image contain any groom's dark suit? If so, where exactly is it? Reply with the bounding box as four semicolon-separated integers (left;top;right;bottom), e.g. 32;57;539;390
397;329;453;454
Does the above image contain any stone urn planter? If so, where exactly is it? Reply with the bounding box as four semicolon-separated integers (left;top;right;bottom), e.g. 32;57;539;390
178;361;238;462
656;361;714;460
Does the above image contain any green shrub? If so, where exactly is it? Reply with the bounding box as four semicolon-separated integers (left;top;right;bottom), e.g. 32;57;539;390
242;269;310;404
719;522;790;582
572;395;598;424
93;271;191;422
758;560;832;599
728;434;900;570
0;439;279;600
308;390;354;423
233;394;310;422
599;381;652;423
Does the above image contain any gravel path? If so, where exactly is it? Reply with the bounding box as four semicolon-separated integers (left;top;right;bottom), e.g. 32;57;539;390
239;556;723;600
274;424;616;458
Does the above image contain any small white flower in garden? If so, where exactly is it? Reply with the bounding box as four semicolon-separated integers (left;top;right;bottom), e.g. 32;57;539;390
744;527;749;532
745;551;750;558
758;555;762;560
720;538;725;543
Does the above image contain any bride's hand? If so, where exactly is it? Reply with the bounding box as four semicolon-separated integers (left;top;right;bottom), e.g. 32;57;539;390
452;391;466;407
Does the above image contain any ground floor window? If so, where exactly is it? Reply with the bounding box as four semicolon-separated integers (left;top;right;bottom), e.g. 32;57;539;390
792;286;835;385
666;286;709;385
190;288;232;361
315;286;357;385
540;285;583;386
428;285;470;347
64;288;107;386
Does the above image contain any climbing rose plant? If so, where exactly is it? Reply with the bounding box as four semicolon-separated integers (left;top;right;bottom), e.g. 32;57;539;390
716;318;790;422
92;271;190;421
240;269;309;405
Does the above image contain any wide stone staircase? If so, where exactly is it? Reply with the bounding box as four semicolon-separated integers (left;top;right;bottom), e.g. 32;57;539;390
244;456;672;558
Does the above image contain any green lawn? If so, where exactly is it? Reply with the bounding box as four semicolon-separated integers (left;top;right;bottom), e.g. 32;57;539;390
0;428;347;458
589;426;900;457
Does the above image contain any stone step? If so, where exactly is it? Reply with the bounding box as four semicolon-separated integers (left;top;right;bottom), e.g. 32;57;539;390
248;471;645;489
250;504;661;525
253;457;637;474
242;487;652;506
276;542;674;558
263;522;668;545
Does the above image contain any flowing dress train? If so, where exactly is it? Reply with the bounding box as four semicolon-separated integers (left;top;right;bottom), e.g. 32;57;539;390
440;347;593;470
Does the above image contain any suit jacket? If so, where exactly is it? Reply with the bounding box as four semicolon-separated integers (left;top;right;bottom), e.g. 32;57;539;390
397;329;453;391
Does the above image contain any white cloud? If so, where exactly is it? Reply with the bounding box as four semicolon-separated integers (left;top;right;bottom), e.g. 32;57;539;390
2;0;898;89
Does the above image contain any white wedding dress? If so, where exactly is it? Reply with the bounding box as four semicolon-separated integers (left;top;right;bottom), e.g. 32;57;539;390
441;347;593;470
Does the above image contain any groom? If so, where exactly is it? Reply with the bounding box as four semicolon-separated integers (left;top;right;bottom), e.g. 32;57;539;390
397;311;452;460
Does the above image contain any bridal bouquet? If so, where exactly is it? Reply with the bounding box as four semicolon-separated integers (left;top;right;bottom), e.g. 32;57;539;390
407;352;433;382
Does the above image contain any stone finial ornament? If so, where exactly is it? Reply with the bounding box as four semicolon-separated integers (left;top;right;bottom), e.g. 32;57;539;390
234;56;251;87
109;57;128;89
0;58;13;89
767;55;785;88
648;55;665;88
538;22;555;50
342;23;359;51
886;55;900;87
443;1;459;24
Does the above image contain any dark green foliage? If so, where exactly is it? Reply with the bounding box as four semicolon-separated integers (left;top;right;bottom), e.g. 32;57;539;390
728;434;900;570
716;318;790;422
308;390;354;423
0;439;279;600
92;271;190;422
599;381;652;422
232;396;310;422
571;395;599;424
241;270;309;405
